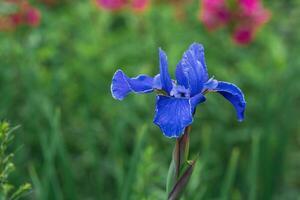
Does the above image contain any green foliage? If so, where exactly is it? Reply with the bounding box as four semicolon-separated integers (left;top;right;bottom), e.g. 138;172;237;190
0;122;31;200
0;0;300;200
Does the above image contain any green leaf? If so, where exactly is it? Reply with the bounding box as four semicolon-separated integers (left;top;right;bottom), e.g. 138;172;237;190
220;148;240;200
10;183;32;200
167;160;196;200
166;158;176;196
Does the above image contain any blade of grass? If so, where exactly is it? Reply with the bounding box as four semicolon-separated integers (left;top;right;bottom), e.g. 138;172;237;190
220;148;240;200
43;106;64;200
50;108;77;200
120;125;147;200
248;133;260;200
28;164;43;200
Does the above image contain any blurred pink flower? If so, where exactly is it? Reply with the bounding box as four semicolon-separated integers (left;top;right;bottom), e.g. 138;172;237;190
200;0;230;30
0;0;41;31
95;0;149;13
10;13;23;26
238;0;270;24
95;0;127;11
232;0;271;45
239;0;260;14
26;7;41;27
200;0;271;45
131;0;149;12
232;26;252;45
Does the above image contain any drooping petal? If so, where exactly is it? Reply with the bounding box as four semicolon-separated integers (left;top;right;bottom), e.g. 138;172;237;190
214;81;246;121
111;69;154;100
159;48;173;94
190;93;206;113
176;43;209;96
154;96;193;138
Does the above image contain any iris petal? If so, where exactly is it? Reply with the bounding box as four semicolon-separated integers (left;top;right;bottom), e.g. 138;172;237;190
176;43;209;96
190;93;206;113
153;74;162;90
159;48;173;94
203;77;218;90
111;69;154;100
154;96;193;138
214;81;246;121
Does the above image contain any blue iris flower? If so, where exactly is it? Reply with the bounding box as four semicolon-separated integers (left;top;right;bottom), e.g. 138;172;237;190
111;43;246;138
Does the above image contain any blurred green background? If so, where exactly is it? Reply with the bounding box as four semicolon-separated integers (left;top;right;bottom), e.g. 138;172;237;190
1;0;300;199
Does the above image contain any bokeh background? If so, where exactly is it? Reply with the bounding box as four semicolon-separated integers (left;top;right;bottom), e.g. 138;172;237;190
0;0;300;199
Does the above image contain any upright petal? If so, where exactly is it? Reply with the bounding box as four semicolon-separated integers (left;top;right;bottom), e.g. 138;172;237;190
214;81;246;121
154;96;193;138
159;48;173;94
175;43;209;96
111;69;154;100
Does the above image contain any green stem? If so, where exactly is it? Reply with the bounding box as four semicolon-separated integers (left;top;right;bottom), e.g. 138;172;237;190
174;126;190;179
167;126;195;200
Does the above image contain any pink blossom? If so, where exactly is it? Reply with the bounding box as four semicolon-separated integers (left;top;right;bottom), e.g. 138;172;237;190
200;0;230;30
131;0;149;13
232;26;253;45
232;0;271;45
0;0;41;31
10;13;23;26
26;7;41;27
239;0;270;23
95;0;127;11
200;0;271;45
95;0;149;12
239;0;259;14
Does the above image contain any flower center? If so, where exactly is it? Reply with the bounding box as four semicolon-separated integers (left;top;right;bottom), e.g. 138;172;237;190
170;85;190;98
